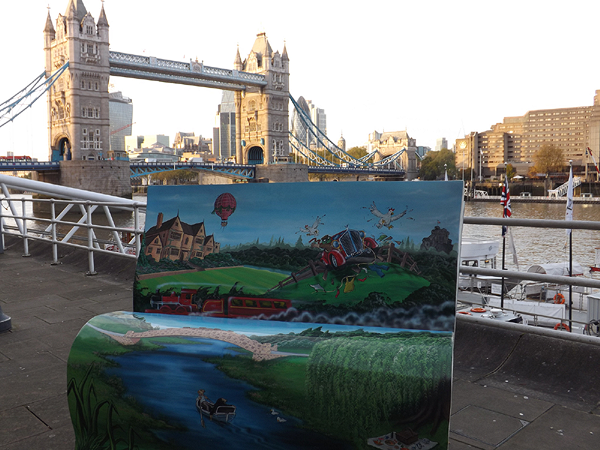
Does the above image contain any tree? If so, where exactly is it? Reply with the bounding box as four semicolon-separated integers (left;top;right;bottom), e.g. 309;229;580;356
419;149;456;180
533;144;564;174
506;164;517;180
152;169;198;185
346;146;367;159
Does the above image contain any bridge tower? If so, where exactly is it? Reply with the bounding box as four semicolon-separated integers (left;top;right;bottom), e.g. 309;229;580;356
234;34;290;165
44;0;110;162
42;1;130;197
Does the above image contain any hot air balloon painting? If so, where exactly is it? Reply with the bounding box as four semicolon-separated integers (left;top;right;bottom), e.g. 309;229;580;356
212;193;237;227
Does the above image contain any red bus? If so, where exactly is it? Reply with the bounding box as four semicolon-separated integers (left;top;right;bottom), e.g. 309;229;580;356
0;155;32;161
201;296;291;318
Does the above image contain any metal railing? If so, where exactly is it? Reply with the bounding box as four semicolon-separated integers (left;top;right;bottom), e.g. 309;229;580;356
2;173;600;297
461;215;600;335
0;174;145;275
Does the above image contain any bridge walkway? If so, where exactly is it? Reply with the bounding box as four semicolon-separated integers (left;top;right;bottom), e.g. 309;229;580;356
0;236;599;449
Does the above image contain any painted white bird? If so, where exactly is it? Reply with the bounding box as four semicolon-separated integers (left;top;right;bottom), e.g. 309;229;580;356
276;416;287;423
270;409;279;415
369;202;409;229
297;215;325;236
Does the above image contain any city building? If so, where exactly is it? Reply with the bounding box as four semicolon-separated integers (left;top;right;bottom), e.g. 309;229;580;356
108;91;133;160
173;132;211;153
367;130;419;180
415;146;431;159
307;99;327;140
213;91;236;161
125;135;169;152
127;142;179;162
337;135;346;152
456;90;600;180
289;96;312;160
435;138;448;151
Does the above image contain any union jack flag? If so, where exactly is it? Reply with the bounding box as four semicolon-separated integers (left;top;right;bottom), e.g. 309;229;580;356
500;176;511;236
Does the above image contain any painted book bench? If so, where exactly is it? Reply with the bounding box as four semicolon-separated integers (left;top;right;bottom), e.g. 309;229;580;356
68;181;464;450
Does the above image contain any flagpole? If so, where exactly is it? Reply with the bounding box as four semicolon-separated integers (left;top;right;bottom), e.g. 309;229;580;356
501;235;506;308
567;160;573;332
500;163;511;309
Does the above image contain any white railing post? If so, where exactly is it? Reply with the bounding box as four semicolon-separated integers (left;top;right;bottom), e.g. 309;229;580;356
21;197;30;257
50;200;58;264
86;202;97;276
134;203;141;258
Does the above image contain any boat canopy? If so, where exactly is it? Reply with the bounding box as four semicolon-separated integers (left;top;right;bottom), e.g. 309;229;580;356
526;262;585;277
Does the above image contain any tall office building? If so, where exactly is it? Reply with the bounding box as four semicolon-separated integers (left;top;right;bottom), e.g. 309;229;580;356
290;96;311;146
435;138;448;151
108;91;133;159
213;91;236;161
307;100;327;138
456;90;600;180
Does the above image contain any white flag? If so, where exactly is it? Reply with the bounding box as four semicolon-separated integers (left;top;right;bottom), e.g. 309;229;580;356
508;228;519;270
565;164;573;235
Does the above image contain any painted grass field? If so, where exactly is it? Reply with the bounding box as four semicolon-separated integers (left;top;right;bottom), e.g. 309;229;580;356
137;266;288;296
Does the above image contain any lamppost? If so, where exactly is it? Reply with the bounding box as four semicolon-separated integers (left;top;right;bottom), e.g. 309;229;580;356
479;149;483;182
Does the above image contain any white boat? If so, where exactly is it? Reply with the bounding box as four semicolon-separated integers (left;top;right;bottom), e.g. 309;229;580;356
459;237;517;294
460;237;499;269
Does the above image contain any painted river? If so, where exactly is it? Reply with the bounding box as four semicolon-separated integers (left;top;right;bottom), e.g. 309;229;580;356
104;337;350;450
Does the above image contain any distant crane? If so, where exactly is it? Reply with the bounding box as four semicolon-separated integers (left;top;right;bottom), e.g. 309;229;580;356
110;122;135;135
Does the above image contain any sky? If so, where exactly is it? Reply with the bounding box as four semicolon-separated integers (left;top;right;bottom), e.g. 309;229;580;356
144;181;464;248
1;0;600;162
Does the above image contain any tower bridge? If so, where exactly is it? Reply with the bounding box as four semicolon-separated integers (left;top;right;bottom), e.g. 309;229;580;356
1;0;408;195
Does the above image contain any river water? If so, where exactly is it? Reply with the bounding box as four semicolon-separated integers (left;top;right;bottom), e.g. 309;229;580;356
4;193;599;271
463;201;600;271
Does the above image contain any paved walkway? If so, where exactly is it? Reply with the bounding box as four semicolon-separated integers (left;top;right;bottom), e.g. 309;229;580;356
1;237;599;449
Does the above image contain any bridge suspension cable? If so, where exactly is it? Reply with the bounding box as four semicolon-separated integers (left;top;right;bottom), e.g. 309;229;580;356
0;62;70;129
289;94;364;167
288;94;405;170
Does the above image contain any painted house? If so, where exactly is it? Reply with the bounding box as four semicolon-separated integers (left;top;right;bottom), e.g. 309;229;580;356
144;213;220;262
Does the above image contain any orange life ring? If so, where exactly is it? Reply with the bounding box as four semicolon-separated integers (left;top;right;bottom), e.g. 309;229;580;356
554;323;570;332
553;293;565;304
470;307;486;313
458;311;472;315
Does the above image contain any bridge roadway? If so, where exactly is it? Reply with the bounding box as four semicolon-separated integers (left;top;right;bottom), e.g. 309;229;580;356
0;161;405;179
1;235;599;449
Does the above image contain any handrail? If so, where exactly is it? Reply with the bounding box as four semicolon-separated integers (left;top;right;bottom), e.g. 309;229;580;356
1;174;146;275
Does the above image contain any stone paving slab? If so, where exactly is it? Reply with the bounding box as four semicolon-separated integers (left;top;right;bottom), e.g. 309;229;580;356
450;405;527;449
451;379;553;422
499;405;600;450
0;406;49;448
0;367;67;412
1;427;75;450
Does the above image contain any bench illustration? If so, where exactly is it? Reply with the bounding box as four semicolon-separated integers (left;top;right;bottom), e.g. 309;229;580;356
68;181;463;450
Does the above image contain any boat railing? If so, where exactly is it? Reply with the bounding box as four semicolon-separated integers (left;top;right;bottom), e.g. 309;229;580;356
0;174;146;275
457;295;592;335
462;216;600;291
